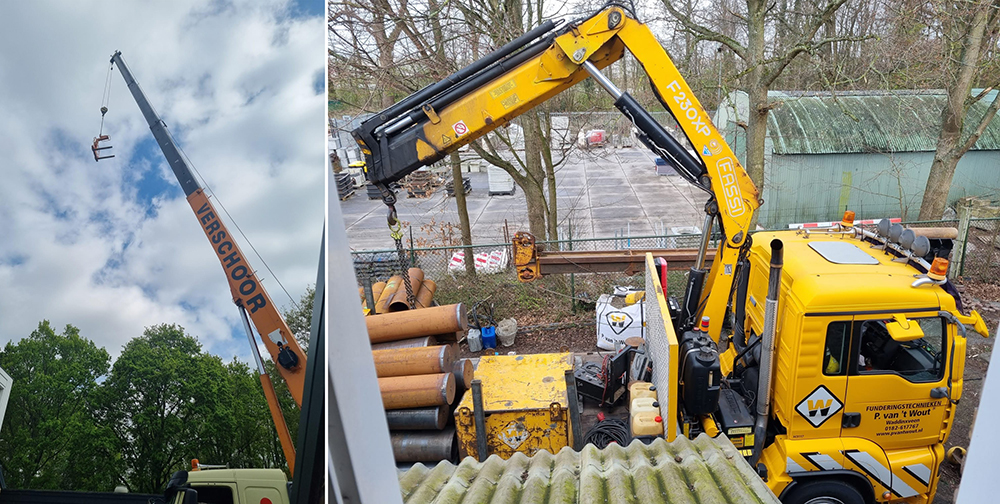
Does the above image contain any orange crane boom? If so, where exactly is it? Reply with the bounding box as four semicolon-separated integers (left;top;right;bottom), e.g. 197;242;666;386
102;50;306;474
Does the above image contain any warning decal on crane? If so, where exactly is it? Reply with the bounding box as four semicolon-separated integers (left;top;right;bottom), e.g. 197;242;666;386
795;385;843;428
453;120;469;137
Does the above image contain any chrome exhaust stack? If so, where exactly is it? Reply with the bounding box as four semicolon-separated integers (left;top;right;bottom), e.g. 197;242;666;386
751;239;783;467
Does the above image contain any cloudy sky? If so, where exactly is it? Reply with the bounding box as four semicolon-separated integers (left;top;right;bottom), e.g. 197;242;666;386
0;0;326;363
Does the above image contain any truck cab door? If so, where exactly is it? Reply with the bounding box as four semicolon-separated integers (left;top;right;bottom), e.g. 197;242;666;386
841;313;951;448
788;315;851;442
840;313;953;499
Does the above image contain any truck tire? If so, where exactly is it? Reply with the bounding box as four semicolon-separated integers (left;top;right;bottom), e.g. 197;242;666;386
782;480;866;504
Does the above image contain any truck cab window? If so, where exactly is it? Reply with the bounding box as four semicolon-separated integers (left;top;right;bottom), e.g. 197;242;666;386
823;321;850;376
191;486;235;504
857;317;946;382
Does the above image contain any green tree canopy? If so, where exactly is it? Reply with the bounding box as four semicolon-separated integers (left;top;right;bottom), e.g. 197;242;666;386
0;321;116;491
282;283;315;352
0;314;303;493
99;324;230;493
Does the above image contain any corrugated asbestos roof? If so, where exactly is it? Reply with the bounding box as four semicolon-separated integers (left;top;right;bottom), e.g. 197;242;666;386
765;90;1000;154
397;434;779;504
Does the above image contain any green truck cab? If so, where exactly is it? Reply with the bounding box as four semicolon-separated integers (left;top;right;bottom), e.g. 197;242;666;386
165;468;290;504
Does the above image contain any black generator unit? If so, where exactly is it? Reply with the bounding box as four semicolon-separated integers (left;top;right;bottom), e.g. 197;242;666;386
715;388;755;458
678;327;721;416
575;348;630;407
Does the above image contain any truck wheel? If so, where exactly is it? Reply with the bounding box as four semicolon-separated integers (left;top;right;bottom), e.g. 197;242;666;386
782;480;865;504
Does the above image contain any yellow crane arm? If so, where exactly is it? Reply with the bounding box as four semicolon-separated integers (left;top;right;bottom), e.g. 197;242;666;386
353;5;758;337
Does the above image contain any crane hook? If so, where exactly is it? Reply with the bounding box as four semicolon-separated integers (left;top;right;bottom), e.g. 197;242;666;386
100;106;108;117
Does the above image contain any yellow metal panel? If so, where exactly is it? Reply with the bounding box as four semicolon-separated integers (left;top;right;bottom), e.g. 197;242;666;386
644;254;679;441
781;313;851;442
885;445;940;503
771;294;803;430
455;353;572;460
459;353;571;410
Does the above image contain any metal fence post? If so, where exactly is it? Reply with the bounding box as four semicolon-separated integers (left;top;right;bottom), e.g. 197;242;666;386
569;220;576;314
954;204;972;278
408;226;416;267
362;265;376;313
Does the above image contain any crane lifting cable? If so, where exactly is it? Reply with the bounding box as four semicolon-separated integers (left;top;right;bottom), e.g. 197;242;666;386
92;62;115;161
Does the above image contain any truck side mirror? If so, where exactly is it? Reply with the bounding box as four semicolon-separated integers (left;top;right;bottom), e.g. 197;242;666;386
180;488;199;504
885;314;924;342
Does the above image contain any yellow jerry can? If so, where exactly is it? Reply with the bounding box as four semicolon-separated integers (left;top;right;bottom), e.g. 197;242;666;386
455;353;573;460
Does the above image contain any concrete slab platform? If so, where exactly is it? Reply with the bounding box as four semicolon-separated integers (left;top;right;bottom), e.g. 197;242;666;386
341;147;705;250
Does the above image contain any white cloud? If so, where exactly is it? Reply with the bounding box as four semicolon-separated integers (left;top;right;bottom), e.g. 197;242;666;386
0;0;325;362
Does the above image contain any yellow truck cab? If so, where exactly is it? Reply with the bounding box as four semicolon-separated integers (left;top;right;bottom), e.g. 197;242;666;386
166;468;290;504
737;227;985;503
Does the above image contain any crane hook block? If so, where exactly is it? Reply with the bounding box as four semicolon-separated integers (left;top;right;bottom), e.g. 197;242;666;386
91;135;115;162
100;106;108;116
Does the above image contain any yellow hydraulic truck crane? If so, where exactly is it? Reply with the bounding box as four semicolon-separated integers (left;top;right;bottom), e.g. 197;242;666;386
352;4;991;503
94;51;307;476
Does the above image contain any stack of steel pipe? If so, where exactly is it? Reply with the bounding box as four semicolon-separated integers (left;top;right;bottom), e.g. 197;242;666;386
365;305;475;465
359;267;477;464
373;345;475;464
361;268;440;314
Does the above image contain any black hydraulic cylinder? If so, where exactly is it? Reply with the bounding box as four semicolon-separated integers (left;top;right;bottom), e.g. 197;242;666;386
680;267;706;330
397;34;557;132
733;258;750;351
613;91;705;185
372;20;556;127
358;34;557;187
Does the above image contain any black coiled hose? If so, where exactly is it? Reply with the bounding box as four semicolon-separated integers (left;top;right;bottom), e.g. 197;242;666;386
583;418;630;449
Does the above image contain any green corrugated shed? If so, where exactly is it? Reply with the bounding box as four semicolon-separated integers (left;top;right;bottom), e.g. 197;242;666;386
765;90;1000;154
714;90;1000;227
397;434;779;504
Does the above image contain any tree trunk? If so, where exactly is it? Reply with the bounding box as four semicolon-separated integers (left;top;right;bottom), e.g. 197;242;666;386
920;154;962;220
450;152;476;275
521;115;550;240
536;111;559;240
743;0;769;228
918;1;992;221
522;178;549;239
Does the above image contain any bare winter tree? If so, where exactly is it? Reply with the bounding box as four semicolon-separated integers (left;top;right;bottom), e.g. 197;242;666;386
661;0;855;214
456;0;571;241
329;0;479;272
918;0;1000;220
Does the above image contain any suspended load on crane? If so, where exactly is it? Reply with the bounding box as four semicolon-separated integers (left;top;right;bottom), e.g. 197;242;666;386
91;133;114;161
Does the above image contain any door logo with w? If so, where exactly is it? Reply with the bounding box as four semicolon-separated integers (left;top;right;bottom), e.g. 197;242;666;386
795;385;844;428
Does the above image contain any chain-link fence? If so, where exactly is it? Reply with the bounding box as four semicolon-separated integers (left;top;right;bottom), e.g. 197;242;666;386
350;218;999;325
350;234;701;324
958;217;1000;281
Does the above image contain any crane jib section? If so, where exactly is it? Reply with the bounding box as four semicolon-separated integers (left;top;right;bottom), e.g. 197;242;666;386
193;197;267;313
186;189;306;405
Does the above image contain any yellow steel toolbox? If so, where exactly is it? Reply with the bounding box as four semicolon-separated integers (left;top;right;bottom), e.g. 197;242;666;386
455;353;574;459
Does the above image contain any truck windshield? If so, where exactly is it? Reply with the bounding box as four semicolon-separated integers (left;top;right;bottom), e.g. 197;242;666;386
857;316;946;383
